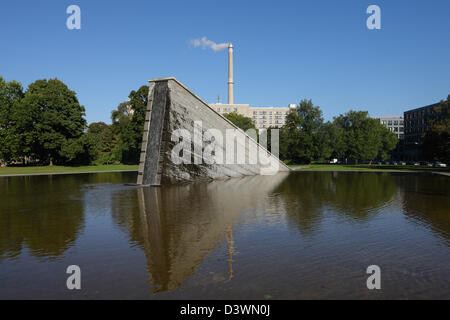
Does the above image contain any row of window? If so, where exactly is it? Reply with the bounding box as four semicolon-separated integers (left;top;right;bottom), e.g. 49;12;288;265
388;127;404;133
253;111;287;115
382;120;404;126
405;127;430;134
254;115;284;120
216;108;238;112
405;108;437;120
257;124;283;129
255;120;283;124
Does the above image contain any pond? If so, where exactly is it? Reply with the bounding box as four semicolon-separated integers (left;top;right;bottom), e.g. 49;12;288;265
0;171;448;299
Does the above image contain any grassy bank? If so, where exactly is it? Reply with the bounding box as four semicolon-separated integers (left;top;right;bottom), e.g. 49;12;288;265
0;164;139;176
289;164;450;173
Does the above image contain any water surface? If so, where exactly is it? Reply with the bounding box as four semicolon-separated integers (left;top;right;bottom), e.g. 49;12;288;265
0;171;448;299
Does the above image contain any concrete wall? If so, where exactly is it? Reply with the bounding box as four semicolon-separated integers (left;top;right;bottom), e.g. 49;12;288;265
137;78;290;186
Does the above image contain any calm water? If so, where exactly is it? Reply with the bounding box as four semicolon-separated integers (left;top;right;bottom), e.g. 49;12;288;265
0;171;449;300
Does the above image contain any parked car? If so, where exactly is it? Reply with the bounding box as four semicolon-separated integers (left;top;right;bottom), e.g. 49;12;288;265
330;159;339;164
392;162;398;166
434;162;447;168
400;162;406;166
413;162;420;166
426;162;434;167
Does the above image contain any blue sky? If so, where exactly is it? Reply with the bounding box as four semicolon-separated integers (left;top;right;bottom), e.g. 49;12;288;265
1;0;449;124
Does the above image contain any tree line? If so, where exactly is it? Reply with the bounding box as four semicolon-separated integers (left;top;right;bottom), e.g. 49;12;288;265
0;76;147;166
1;75;447;167
225;100;399;164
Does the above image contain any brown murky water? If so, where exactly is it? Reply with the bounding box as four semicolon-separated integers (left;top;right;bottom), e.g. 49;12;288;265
0;172;448;299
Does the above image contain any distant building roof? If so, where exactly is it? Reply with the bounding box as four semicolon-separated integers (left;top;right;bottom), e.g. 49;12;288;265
404;102;440;113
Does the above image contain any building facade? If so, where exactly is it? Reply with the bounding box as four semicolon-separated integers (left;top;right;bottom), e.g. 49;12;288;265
209;103;296;129
373;116;405;140
403;102;440;161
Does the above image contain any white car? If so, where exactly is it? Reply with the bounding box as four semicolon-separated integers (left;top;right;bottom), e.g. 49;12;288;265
434;162;447;168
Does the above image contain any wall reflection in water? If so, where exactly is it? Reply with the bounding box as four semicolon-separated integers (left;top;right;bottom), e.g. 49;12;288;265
0;171;448;299
136;173;290;292
132;172;449;294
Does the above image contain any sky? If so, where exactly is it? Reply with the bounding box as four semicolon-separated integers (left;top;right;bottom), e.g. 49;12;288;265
0;0;449;124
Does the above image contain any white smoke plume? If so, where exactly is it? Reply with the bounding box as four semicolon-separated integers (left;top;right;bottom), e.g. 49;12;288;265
191;37;229;52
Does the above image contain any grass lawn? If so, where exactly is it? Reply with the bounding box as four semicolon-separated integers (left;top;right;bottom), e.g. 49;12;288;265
288;164;449;173
0;164;139;176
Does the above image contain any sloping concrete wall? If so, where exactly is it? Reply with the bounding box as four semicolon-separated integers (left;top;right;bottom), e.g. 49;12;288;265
137;78;290;186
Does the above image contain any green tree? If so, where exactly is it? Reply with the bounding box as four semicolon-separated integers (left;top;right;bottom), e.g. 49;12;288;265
422;95;450;163
280;99;326;164
111;85;149;164
378;124;398;160
14;78;87;165
318;121;344;160
223;112;257;132
87;122;120;164
0;76;24;163
333;110;397;163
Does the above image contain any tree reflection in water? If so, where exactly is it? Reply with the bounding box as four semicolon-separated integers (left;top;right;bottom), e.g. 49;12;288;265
0;175;86;261
272;172;398;235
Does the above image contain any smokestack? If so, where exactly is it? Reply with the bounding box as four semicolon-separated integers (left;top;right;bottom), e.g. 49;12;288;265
228;43;234;104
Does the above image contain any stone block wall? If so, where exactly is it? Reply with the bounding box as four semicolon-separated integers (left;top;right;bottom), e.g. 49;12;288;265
137;78;290;186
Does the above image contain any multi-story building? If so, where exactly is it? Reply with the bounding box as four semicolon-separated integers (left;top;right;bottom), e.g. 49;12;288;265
403;102;441;161
373;116;405;140
209;103;296;129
